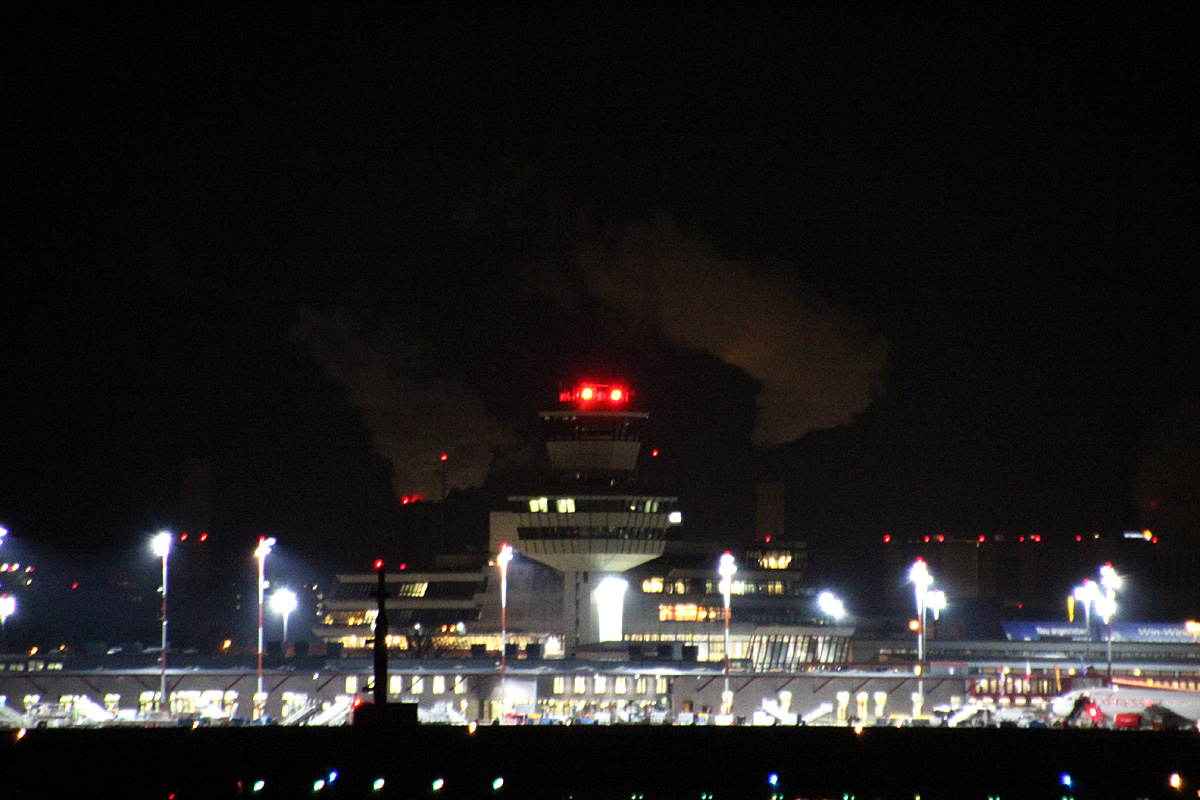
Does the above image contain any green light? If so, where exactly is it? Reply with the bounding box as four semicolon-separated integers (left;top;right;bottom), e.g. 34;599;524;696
373;778;386;791
432;778;445;791
313;778;326;792
252;780;265;792
493;777;505;790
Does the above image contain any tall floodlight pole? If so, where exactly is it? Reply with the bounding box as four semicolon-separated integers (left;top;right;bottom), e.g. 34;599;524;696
909;558;933;716
1073;580;1098;663
152;531;172;717
255;536;276;704
1098;564;1122;685
0;594;16;650
719;552;737;712
497;542;513;715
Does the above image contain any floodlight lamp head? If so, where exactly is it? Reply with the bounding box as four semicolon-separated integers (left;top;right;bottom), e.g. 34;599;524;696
908;559;932;587
152;531;172;557
255;537;276;559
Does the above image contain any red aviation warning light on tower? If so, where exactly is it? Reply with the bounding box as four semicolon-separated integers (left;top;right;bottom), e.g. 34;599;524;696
558;382;630;406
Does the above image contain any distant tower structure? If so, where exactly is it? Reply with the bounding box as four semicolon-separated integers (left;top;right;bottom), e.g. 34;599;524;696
489;380;680;652
755;481;785;543
176;458;215;648
180;458;212;542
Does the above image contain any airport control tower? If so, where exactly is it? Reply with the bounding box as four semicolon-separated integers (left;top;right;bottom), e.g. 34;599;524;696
489;380;680;652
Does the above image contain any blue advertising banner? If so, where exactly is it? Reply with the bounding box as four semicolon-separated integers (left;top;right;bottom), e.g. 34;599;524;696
1004;621;1200;643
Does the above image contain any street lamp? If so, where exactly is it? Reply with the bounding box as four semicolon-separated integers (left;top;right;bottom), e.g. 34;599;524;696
271;588;298;646
718;552;737;712
909;558;935;717
0;594;15;650
254;536;276;704
1098;563;1122;684
1073;579;1100;668
497;542;513;712
152;531;172;717
909;559;933;663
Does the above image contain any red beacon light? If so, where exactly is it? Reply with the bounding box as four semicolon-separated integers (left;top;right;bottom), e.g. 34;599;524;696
560;382;630;405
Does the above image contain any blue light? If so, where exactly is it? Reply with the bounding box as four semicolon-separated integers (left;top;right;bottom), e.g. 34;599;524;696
328;770;338;782
768;773;779;786
1061;773;1073;787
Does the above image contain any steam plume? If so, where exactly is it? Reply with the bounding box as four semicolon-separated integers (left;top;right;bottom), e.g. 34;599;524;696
290;306;515;500
571;212;888;446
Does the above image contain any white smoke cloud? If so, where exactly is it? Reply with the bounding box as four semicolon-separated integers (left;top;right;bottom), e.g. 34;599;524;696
571;212;888;446
290;306;516;500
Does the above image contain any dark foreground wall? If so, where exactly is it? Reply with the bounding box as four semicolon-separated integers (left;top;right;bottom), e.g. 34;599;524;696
1;723;1198;800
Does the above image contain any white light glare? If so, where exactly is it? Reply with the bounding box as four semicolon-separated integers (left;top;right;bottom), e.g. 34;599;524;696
255;537;276;560
152;531;172;557
271;588;298;616
908;559;932;588
927;589;946;620
1100;564;1123;591
817;591;845;619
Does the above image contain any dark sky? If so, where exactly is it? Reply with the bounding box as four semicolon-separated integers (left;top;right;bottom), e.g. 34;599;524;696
3;5;1198;583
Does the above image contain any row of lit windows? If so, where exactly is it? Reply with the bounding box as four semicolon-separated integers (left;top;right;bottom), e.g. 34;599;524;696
552;675;668;695
524;497;675;515
642;578;788;596
755;552;793;570
388;674;469;695
0;660;62;672
331;582;431;600
659;604;725;622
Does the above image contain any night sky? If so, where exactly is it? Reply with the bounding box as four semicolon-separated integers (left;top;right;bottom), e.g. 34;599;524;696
4;6;1198;607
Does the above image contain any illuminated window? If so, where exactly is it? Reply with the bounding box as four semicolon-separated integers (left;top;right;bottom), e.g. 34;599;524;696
104;694;120;715
636;676;648;695
659;604;721;622
594;675;607;694
614;676;627;694
673;580;688;594
345;676;358;694
454;676;467;694
642;577;664;593
529;497;549;513
574;676;587;694
556;498;576;513
757;551;793;570
655;677;668;695
553;676;565;695
411;676;424;694
389;675;404;695
432;676;446;695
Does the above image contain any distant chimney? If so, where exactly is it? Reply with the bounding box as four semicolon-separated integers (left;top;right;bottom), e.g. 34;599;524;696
756;481;785;541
